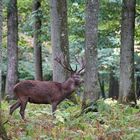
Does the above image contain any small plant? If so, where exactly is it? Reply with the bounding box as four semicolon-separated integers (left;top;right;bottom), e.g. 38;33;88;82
1;99;140;139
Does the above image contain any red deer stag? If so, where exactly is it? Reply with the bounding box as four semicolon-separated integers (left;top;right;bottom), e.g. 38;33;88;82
9;56;85;119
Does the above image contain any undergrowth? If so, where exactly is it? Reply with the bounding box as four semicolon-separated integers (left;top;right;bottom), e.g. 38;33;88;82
1;98;140;140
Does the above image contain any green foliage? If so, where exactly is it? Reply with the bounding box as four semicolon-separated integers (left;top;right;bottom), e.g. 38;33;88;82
1;99;140;139
2;0;138;82
68;1;85;57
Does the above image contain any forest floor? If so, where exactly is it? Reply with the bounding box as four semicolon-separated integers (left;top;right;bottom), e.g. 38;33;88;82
1;98;140;140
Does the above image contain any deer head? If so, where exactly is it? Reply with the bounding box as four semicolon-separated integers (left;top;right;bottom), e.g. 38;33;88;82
54;55;85;85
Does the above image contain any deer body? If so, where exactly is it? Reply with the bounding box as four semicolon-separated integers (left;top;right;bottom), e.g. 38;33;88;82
10;56;85;119
10;74;83;119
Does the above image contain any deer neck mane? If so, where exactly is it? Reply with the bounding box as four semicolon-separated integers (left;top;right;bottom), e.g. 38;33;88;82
62;78;75;93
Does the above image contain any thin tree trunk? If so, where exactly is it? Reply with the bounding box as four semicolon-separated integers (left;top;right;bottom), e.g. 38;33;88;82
136;75;140;98
109;69;119;99
33;0;43;81
0;0;2;98
98;74;105;99
82;0;100;109
2;75;6;98
50;0;69;82
119;0;136;103
5;0;18;99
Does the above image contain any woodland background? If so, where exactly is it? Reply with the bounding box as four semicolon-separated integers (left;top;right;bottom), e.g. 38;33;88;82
0;0;140;139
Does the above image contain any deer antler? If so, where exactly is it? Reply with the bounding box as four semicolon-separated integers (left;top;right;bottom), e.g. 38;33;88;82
54;54;75;73
76;56;85;74
55;54;85;74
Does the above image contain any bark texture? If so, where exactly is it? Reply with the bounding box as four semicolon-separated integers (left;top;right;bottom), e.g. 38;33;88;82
82;0;100;108
50;0;69;82
0;1;8;139
109;70;119;99
0;0;2;98
98;74;105;99
6;0;18;99
136;76;140;98
33;0;43;81
119;0;136;103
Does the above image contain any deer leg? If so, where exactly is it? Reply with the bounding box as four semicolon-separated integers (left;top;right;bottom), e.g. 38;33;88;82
9;101;21;115
52;103;57;115
19;100;28;120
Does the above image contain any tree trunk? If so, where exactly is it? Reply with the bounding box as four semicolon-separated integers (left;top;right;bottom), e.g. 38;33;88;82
0;0;8;139
2;75;6;98
5;0;18;99
82;0;100;109
136;75;140;98
33;0;43;81
0;0;2;98
119;0;136;103
109;70;119;99
98;74;105;99
50;0;69;82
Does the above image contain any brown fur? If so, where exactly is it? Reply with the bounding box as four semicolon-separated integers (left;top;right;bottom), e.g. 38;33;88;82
9;74;83;119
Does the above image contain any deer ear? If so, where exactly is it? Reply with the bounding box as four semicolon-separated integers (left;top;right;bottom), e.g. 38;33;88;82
79;70;85;75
